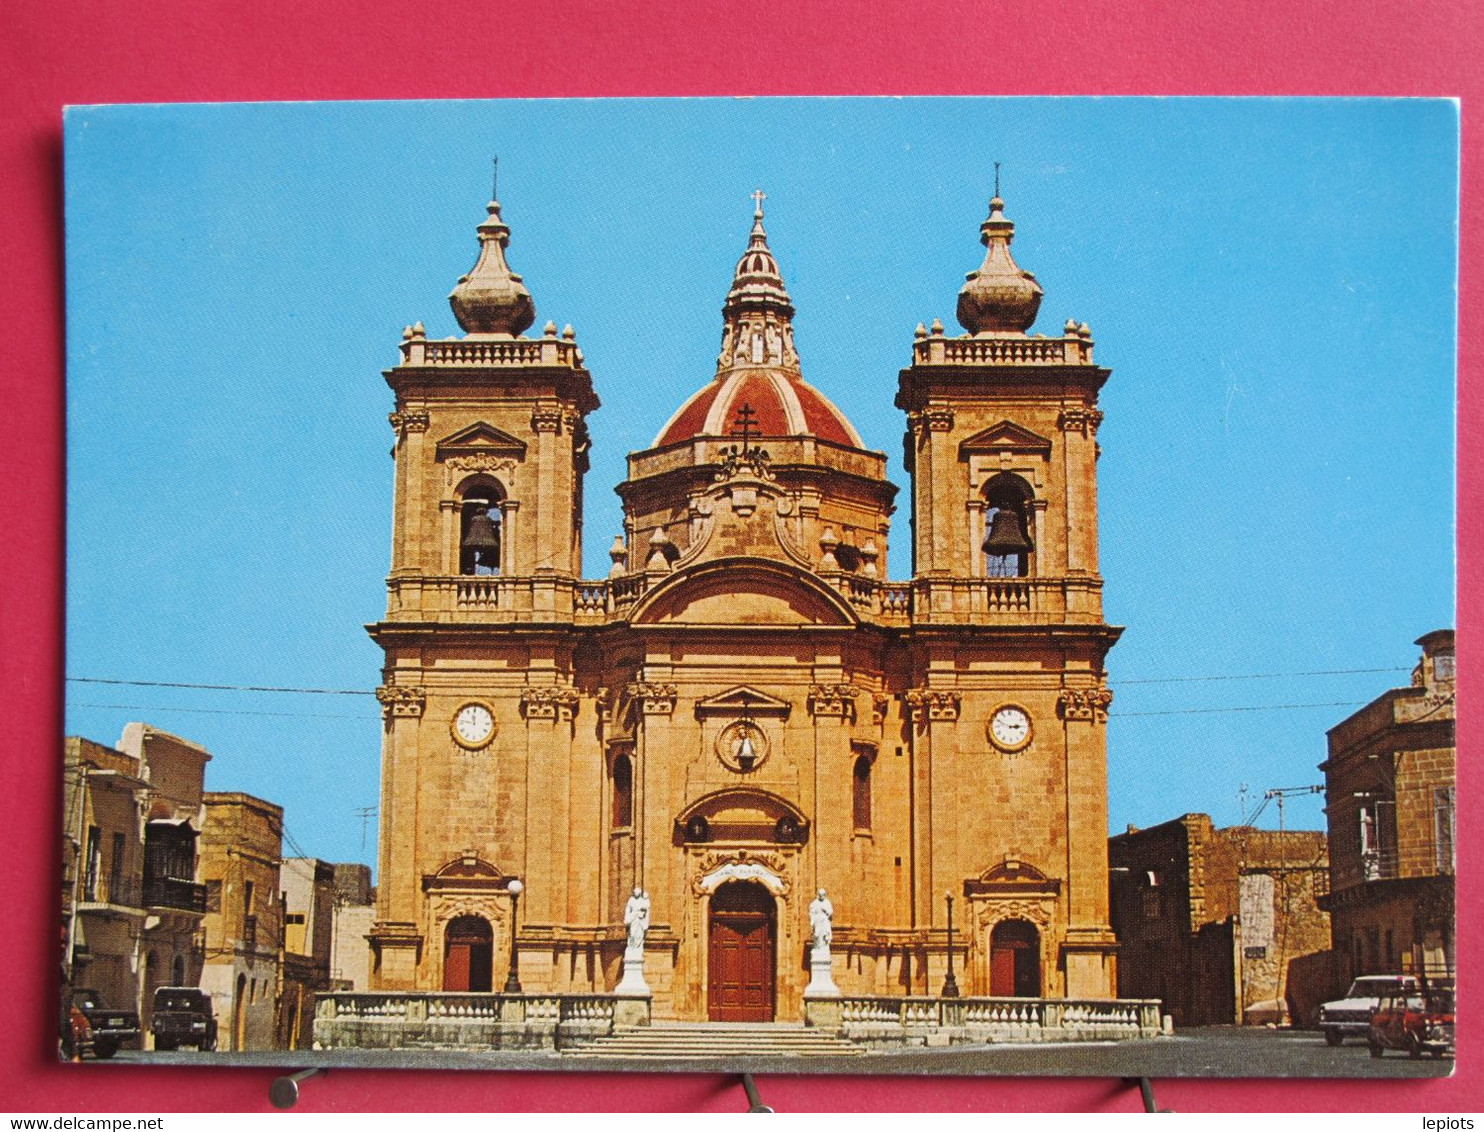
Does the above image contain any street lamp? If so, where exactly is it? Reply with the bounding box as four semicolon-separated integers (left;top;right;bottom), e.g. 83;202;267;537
503;878;524;994
941;890;960;998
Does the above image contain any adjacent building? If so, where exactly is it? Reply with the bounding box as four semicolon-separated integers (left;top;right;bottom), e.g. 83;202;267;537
1109;814;1330;1026
279;857;337;1049
329;864;376;991
367;186;1123;1021
199;792;284;1051
1319;630;1455;985
61;726;211;1040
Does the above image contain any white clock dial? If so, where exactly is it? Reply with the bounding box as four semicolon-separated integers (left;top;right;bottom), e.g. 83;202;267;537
989;706;1031;751
452;703;495;748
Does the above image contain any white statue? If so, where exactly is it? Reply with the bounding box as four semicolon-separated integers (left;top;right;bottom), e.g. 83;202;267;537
616;886;653;995
624;886;651;950
804;888;840;998
809;888;833;951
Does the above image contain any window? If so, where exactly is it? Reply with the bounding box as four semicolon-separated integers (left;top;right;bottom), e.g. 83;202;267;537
981;473;1035;578
852;754;873;832
285;913;306;926
459;484;505;576
83;826;101;900
611;753;633;829
109;832;125;902
1435;786;1456;872
244;880;255;919
205;880;222;913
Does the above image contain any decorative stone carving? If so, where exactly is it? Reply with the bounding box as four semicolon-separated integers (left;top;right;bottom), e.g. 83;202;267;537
519;686;581;721
1058;406;1104;436
871;693;890;726
973;896;1055;933
444;453;518;486
531;407;564;434
388;409;429;434
904;688;961;723
807;684;857;720
626;682;678;715
375;684;426;719
693;851;790;897
1057;687;1114;723
924;408;955;432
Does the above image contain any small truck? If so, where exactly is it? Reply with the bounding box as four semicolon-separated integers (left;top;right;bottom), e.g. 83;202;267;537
70;988;141;1059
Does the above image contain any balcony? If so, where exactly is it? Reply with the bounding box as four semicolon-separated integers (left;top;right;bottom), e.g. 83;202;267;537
78;876;144;911
143;876;208;914
911;329;1096;368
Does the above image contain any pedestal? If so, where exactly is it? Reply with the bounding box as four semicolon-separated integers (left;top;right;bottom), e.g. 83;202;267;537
615;942;650;994
803;946;839;997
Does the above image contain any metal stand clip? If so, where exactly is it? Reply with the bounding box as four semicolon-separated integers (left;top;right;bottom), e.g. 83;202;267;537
740;1073;774;1113
270;1067;326;1109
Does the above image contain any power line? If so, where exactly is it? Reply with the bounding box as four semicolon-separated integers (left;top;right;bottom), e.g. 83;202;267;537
68;701;369;720
67;676;372;696
1112;700;1367;719
1112;666;1410;687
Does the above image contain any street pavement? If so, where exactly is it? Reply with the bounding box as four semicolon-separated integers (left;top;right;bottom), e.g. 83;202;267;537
101;1027;1452;1079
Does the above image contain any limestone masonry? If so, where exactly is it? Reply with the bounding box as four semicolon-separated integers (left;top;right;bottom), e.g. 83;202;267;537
367;187;1122;1022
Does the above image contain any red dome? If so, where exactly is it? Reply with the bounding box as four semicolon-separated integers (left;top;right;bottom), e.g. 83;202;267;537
654;369;864;449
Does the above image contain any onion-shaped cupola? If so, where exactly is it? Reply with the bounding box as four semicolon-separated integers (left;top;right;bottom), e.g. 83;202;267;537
448;198;537;336
956;194;1043;334
652;192;863;448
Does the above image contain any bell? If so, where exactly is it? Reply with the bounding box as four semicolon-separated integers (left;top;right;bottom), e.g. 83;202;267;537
982;506;1033;556
461;508;500;563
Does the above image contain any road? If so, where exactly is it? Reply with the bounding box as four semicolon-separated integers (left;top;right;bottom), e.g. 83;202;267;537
102;1027;1452;1079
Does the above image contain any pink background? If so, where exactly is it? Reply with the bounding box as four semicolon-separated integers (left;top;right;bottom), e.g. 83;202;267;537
2;0;1478;1112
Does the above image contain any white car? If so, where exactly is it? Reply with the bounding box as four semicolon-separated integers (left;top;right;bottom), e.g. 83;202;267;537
1318;975;1421;1046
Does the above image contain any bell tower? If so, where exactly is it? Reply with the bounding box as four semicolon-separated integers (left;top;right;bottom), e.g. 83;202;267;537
895;190;1121;997
368;192;599;989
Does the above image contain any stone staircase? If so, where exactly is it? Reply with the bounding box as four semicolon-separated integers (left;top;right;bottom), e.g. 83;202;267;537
565;1022;864;1060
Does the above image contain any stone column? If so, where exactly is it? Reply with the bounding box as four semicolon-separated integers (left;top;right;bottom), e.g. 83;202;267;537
1058;685;1118;997
371;683;426;989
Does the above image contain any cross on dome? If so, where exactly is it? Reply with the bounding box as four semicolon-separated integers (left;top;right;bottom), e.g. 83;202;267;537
751;188;766;217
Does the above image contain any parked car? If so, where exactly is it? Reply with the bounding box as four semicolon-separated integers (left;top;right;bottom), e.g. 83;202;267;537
150;986;217;1051
1317;975;1421;1046
1368;985;1455;1059
70;988;141;1058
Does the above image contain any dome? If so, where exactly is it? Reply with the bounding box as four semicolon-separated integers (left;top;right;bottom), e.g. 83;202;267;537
651;192;864;450
956;195;1043;334
654;368;863;448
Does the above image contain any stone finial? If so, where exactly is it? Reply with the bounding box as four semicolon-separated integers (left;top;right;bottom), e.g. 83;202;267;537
860;539;879;578
448;198;536;336
646;527;672;572
956;194;1044;334
915;322;928;340
930;317;945;337
818;527;840;571
543;320;558;337
1065;318;1079;335
609;534;628;578
410;322;425;338
562;324;576;341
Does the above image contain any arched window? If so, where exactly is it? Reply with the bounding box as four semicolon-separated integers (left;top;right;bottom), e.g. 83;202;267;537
612;752;633;830
459;482;506;576
981;472;1035;578
852;754;872;832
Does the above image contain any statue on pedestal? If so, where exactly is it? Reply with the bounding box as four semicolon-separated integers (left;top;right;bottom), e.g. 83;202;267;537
616;886;652;994
804;888;841;998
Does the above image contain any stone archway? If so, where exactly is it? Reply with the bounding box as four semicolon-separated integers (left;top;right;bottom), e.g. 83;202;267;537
707;881;776;1021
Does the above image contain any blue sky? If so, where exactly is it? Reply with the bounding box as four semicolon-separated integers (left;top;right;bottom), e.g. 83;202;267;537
64;98;1457;870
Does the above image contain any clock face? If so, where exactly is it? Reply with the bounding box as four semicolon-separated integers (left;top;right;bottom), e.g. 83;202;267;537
452;703;495;749
989;705;1032;752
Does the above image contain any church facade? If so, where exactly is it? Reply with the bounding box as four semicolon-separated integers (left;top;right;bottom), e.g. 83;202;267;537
367;183;1122;1023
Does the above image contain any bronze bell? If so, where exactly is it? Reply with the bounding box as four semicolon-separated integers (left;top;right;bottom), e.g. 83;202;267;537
982;506;1033;556
461;507;500;563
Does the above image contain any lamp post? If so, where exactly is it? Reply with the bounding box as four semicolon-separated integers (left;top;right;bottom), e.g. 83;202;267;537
503;878;524;994
942;890;960;998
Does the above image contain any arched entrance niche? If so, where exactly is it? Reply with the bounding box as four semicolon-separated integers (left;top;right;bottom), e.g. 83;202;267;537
707;881;776;1021
990;919;1042;997
443;915;494;992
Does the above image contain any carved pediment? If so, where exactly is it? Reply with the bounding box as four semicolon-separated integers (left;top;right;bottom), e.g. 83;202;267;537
965;857;1061;897
959;419;1053;458
435;421;529;460
628;559;858;627
694;686;793;718
422;851;507;892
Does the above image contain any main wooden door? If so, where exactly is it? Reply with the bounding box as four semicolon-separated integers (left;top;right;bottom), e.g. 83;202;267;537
708;882;776;1021
443;915;493;992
